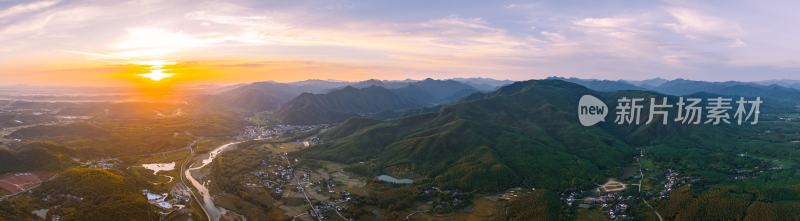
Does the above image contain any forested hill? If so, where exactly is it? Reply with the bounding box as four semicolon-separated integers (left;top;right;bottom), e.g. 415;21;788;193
301;79;757;192
275;86;426;125
275;79;481;125
302;80;634;192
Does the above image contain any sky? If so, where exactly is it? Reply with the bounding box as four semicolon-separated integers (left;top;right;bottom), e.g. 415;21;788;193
1;0;800;86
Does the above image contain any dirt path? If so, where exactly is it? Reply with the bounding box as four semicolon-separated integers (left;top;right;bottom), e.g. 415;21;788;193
638;147;663;221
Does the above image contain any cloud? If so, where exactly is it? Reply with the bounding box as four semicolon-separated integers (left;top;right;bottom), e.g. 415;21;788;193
412;16;531;52
665;8;745;47
540;31;565;42
111;28;216;58
571;16;645;41
0;14;54;36
2;0;799;83
0;0;60;19
503;3;539;9
184;10;290;33
573;17;634;28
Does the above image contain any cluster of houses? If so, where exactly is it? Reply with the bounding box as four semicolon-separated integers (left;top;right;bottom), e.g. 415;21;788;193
561;180;635;220
307;191;353;220
238;124;328;140
566;191;634;220
658;169;692;199
248;153;296;197
732;153;778;180
300;136;320;148
81;158;120;170
496;187;536;201
420;186;469;213
559;169;696;220
602;194;634;220
243;153;359;220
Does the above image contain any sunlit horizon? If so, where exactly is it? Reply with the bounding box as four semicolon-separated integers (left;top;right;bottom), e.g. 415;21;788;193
4;0;800;87
3;2;800;221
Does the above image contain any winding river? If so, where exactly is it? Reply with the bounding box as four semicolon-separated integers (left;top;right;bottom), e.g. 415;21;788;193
184;141;242;221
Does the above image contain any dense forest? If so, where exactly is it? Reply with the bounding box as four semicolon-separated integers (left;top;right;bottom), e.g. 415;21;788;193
0;142;74;174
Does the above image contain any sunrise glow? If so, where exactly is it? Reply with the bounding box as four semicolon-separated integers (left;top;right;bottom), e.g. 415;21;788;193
4;1;800;221
2;0;800;86
137;70;174;81
132;60;176;81
0;0;796;119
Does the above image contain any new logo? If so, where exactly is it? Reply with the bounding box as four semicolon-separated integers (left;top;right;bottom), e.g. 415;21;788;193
578;95;608;126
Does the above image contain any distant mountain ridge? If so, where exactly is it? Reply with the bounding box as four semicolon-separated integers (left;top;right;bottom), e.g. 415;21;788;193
450;77;514;91
626;77;669;88
276;79;481;124
756;79;800;90
204;78;491;113
348;79;416;89
206;77;800;115
393;78;480;104
202;81;328;112
557;77;800;111
275;86;425;125
550;77;645;91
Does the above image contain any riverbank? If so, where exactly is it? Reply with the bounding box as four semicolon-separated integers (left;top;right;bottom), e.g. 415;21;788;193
183;141;243;221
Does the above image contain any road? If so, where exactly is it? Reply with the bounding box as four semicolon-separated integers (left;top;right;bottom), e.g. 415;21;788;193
285;155;321;221
637;147;664;221
405;211;428;221
179;140;212;221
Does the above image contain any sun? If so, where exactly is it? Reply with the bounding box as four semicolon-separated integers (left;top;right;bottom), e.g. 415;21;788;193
138;69;174;81
135;60;175;81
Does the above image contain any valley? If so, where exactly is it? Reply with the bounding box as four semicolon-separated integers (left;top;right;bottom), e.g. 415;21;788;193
7;0;800;219
2;78;800;220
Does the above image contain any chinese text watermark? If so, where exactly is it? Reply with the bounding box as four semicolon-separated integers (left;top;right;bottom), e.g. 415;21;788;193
579;95;762;126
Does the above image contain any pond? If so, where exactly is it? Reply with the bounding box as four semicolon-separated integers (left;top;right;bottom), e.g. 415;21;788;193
377;175;414;184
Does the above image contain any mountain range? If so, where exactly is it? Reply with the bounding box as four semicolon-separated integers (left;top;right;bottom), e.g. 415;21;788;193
275;86;425;125
275;79;484;124
209;76;800;126
202;78;511;113
300;79;741;192
555;77;800;112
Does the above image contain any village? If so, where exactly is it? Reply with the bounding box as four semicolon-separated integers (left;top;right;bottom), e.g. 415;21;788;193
238;124;328;141
239;151;355;220
559;147;695;220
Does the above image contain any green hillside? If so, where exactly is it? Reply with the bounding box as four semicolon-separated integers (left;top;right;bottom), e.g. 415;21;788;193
303;80;637;191
0;142;75;174
302;79;781;193
0;168;157;221
276;86;425;125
